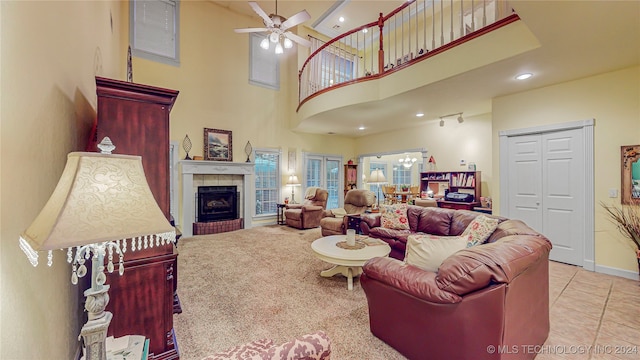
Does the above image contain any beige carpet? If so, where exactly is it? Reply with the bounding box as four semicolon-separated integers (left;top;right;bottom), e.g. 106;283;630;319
173;225;406;360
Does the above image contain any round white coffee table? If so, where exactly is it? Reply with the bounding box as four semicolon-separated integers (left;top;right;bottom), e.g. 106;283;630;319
311;235;391;290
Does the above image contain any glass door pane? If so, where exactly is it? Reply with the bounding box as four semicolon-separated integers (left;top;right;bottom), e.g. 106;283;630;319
326;159;340;209
306;158;322;187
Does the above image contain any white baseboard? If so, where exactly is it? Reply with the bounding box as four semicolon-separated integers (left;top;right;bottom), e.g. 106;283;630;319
594;264;639;281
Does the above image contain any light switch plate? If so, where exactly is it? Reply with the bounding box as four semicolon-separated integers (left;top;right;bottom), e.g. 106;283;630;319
609;189;618;198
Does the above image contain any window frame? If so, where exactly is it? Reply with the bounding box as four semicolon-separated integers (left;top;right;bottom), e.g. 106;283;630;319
254;148;281;218
249;33;280;90
129;0;180;67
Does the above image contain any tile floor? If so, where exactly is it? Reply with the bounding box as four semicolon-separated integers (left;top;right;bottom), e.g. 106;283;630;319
536;261;640;359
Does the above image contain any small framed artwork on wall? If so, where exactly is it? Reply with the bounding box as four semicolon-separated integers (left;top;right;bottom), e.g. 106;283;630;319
204;128;232;161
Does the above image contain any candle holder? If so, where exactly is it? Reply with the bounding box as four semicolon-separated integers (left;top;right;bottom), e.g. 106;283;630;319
244;141;253;162
182;135;192;160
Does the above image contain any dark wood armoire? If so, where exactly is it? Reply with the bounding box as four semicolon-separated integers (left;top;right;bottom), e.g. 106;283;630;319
95;76;180;359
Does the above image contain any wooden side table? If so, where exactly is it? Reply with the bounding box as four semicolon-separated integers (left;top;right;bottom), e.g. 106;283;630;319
277;203;286;225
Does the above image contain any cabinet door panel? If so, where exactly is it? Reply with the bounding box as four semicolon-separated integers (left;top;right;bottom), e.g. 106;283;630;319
106;254;177;355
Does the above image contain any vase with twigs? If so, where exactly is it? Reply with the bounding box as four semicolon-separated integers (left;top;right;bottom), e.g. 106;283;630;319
601;202;640;274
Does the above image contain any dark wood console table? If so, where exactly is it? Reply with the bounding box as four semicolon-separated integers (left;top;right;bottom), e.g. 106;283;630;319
437;200;481;211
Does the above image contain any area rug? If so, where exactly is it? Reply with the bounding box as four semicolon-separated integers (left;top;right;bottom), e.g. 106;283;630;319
173;225;406;360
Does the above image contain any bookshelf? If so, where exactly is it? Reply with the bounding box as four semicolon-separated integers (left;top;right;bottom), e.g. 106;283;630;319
419;171;481;201
344;164;358;196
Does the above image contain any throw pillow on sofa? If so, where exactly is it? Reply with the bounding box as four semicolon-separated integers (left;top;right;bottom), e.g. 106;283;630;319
461;215;499;248
404;234;467;272
381;204;410;230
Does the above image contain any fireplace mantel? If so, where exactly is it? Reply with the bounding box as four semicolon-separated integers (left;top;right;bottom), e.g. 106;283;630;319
179;160;255;237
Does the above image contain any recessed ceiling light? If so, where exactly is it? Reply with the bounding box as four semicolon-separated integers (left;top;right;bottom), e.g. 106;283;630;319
358;126;365;130
516;73;533;80
416;112;424;117
338;16;345;22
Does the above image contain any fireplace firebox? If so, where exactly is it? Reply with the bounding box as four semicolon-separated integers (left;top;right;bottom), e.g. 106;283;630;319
197;186;239;222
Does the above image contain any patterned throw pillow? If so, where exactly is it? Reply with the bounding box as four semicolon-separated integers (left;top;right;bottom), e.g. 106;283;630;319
404;234;467;272
204;338;275;360
265;331;332;360
461;215;499;248
381;204;410;230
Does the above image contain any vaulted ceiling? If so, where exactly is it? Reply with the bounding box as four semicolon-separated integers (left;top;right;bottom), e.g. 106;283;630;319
217;1;640;137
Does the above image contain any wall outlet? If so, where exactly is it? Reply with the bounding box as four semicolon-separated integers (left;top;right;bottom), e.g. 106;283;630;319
609;188;618;198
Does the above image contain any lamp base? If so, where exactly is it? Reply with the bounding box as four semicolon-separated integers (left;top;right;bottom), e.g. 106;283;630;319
80;281;112;360
80;311;112;360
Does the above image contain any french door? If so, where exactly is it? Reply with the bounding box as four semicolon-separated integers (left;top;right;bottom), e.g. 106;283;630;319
304;153;341;210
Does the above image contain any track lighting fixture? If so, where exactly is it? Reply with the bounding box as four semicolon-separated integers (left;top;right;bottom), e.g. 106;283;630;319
439;112;464;127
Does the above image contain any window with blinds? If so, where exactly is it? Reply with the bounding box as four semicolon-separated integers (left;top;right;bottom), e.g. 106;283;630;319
254;149;281;216
130;0;180;66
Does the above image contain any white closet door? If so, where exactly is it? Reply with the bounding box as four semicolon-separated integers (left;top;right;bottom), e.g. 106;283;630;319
542;129;584;265
508;135;543;232
506;129;585;266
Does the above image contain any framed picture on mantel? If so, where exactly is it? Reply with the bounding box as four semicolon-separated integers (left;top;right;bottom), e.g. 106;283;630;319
204;128;232;161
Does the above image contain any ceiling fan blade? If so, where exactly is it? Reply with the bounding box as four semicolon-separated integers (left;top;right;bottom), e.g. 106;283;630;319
248;1;273;27
234;27;269;33
284;32;311;48
281;10;310;30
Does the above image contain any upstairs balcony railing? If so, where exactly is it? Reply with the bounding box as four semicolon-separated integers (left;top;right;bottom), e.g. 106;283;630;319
298;0;516;108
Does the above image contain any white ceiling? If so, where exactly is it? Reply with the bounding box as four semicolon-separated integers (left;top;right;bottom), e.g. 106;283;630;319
217;1;640;137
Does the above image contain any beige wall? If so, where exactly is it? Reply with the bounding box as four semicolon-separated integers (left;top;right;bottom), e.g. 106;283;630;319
0;1;126;359
492;65;640;273
129;1;355;224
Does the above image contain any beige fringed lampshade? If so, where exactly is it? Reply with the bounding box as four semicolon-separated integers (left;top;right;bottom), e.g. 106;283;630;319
19;151;175;267
368;169;387;184
286;175;301;186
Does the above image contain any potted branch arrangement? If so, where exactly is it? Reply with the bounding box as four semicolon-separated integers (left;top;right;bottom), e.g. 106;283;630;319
601;202;640;274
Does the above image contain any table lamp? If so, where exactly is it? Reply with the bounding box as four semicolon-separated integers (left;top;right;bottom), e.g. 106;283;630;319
368;169;387;210
18;137;176;360
286;174;301;204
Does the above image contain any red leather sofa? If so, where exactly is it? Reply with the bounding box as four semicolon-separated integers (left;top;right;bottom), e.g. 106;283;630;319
360;205;505;260
360;214;552;360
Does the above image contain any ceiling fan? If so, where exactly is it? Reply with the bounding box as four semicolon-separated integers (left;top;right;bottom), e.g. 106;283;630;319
234;1;312;54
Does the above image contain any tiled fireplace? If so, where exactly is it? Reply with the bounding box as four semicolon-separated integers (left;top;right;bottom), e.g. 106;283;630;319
179;161;255;237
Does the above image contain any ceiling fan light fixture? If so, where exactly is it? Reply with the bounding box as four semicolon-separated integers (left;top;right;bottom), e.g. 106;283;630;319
275;42;284;54
283;37;293;49
260;38;270;50
269;32;279;43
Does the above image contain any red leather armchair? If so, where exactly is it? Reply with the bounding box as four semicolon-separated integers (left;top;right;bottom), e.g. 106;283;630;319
361;219;552;360
284;188;328;229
